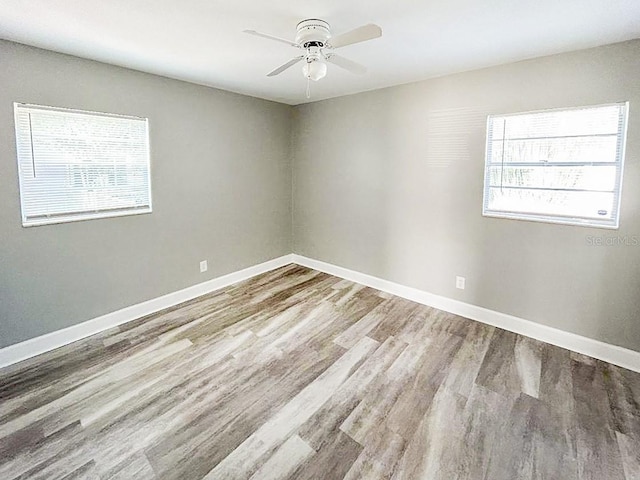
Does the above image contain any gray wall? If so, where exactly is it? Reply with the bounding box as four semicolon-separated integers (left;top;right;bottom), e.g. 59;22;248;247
292;40;640;351
0;40;293;348
2;38;639;353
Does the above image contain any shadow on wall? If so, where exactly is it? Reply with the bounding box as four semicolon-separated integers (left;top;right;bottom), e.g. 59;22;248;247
294;92;397;275
596;233;640;347
380;90;489;295
472;217;640;349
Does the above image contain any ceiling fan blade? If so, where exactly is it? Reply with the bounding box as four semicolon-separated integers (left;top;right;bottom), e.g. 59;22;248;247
326;24;382;49
267;56;305;77
325;54;367;75
243;30;300;48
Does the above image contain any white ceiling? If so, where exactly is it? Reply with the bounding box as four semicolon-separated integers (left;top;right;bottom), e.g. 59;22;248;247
1;0;639;105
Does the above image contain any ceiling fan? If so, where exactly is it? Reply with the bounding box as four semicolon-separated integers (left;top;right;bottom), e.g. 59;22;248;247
244;19;382;96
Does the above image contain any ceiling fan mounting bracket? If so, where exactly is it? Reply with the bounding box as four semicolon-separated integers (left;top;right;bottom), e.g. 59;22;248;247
295;19;331;47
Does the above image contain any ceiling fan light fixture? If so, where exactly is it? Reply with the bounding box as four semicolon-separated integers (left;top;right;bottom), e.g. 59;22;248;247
302;59;327;81
245;19;382;89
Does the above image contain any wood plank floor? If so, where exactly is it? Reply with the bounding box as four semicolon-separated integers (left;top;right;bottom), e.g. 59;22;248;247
1;264;640;479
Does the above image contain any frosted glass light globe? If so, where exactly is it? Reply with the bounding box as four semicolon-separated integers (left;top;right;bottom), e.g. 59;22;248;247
302;60;327;81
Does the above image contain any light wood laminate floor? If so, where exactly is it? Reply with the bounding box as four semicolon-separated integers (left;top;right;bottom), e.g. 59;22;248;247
1;264;640;479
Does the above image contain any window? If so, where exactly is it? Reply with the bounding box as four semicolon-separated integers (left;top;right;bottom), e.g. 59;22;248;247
14;103;151;227
483;103;628;228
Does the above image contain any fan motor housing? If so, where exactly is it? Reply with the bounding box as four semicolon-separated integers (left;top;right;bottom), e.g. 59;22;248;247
295;19;331;48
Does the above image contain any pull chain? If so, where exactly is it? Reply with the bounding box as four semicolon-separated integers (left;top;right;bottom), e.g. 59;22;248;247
306;76;311;99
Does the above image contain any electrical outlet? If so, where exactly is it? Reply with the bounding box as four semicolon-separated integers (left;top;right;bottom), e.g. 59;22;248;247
456;276;465;290
200;260;208;273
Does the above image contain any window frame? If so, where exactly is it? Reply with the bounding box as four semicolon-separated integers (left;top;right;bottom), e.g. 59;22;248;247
482;102;629;229
14;103;152;227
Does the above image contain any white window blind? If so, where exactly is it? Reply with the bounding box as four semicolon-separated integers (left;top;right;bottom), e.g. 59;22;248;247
14;103;151;227
483;103;628;228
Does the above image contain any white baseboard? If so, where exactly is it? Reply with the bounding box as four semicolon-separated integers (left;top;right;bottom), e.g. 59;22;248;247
0;254;294;369
292;254;640;373
3;252;639;373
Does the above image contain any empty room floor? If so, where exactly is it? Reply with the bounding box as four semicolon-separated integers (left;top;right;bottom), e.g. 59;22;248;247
1;264;639;479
